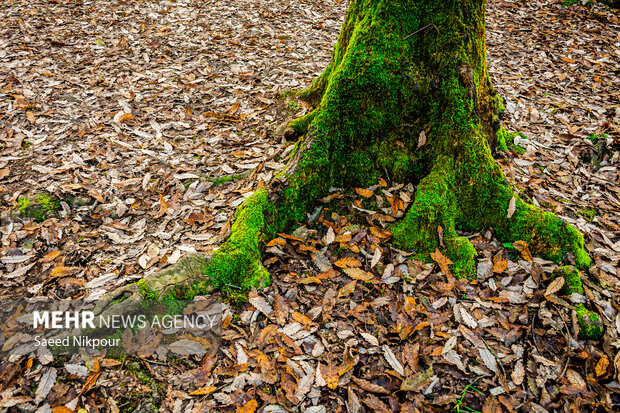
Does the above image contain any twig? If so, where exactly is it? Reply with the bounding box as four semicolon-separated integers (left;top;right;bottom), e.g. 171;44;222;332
553;304;572;380
404;23;439;40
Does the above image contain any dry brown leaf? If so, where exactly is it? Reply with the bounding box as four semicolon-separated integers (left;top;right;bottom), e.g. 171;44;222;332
512;359;525;386
351;377;389;394
545;277;565;296
88;188;105;203
382;345;404;376
566;369;586;389
362;394;391;413
343;267;374;282
507;195;516;218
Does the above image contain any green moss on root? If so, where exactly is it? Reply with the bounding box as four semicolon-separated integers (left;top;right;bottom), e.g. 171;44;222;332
576;304;603;340
137;279;159;301
552;266;584;295
202;189;271;290
288;109;318;136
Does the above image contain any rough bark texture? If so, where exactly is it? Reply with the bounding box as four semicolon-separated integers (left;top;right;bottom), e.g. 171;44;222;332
135;0;590;299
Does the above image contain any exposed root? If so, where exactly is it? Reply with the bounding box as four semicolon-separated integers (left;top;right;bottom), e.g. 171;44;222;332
274;109;318;141
391;158;477;276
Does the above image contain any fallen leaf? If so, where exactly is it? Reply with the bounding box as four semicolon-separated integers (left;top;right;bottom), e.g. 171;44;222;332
355;188;374;198
35;367;57;403
343;267;374;282
338;280;357;298
507;196;516;219
382;345;404;376
545;277;565;296
236;400;258;413
595;356;609;377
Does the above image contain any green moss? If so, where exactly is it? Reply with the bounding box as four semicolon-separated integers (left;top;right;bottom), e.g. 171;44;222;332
552;266;584;295
575;304;603;340
579;208;597;222
288;109;318;136
212;174;244;187
16;193;61;222
202;189;271;291
137;279;159;300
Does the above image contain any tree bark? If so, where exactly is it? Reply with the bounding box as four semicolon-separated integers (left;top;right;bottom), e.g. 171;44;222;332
132;0;590;299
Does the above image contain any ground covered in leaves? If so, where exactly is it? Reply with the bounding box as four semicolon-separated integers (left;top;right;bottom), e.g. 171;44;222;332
0;0;619;412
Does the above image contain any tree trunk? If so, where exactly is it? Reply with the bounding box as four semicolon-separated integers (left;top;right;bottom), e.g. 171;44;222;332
131;0;590;300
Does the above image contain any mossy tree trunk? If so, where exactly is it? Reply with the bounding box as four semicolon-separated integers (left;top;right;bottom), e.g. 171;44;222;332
131;0;590;300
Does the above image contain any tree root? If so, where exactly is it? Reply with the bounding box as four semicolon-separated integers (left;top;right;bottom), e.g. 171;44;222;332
391;152;591;276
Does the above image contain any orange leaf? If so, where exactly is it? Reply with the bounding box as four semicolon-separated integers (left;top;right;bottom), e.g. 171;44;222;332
512;240;532;261
492;253;507;274
236;400;258;413
190;385;217;396
595;355;609;377
87;188;105;203
118;113;134;123
291;311;313;327
153;194;168;219
42;250;61;263
266;238;286;247
334;257;362;268
52;407;74;413
322;363;339;390
430;248;452;276
355;188;374;198
80;370;101;394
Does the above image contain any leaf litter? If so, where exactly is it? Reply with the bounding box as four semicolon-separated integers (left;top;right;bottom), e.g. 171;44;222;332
0;0;619;412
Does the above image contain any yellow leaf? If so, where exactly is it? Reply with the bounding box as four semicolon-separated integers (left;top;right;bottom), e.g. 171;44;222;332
298;276;322;285
26;111;36;124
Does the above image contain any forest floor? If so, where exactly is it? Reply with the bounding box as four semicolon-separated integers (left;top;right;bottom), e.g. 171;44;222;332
0;0;619;412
